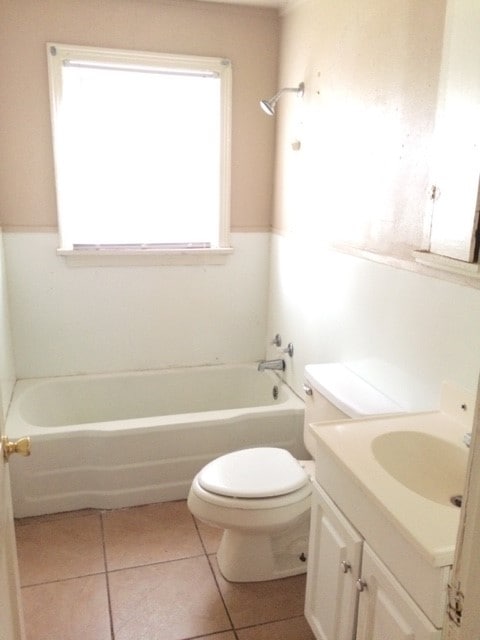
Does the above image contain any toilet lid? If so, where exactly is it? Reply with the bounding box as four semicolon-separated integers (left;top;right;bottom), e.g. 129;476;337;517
197;447;309;498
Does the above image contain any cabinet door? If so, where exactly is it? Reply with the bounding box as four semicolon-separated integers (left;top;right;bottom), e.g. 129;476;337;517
356;545;442;640
428;0;480;262
305;481;362;640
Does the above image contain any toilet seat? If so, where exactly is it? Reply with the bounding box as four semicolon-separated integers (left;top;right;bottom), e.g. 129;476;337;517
197;447;309;499
191;473;312;510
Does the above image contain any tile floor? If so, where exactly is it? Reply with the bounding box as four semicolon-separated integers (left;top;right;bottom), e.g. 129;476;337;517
15;500;315;640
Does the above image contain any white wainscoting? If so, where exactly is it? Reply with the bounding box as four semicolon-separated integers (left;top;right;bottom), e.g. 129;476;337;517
266;233;480;412
4;232;270;379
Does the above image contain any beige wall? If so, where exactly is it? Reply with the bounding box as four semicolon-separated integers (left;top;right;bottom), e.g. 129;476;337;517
0;0;279;231
274;0;446;261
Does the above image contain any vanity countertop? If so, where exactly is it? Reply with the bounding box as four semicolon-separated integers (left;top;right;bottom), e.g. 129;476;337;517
309;409;468;566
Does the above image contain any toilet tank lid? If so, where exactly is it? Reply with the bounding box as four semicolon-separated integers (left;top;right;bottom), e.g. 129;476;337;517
197;447;309;498
304;363;402;418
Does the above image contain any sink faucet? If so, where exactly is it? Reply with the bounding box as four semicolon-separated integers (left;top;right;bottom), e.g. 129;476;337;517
257;359;285;372
463;433;472;448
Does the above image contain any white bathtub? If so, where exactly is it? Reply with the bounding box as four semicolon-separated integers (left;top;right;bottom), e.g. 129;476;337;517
6;364;306;517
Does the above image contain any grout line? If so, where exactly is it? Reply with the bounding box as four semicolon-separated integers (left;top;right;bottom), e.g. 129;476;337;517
234;613;308;632
100;512;115;640
180;630;237;640
205;565;238;633
105;551;208;574
191;514;238;637
189;511;209;555
20;570;106;589
204;553;240;640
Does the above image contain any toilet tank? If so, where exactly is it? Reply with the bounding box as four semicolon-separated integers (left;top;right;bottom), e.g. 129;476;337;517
303;363;402;456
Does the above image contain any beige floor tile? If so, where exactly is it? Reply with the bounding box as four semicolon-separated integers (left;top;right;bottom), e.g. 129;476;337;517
196;518;224;554
21;574;111;640
109;555;232;640
15;513;104;585
237;616;315;639
103;500;204;570
211;556;307;628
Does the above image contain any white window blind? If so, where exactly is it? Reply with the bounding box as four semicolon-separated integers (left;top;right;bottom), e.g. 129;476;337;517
47;44;232;253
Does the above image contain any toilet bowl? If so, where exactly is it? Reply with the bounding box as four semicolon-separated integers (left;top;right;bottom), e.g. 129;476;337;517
188;447;315;582
187;363;402;582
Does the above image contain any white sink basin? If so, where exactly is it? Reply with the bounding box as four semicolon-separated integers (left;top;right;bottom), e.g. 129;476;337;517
371;430;468;506
309;410;470;566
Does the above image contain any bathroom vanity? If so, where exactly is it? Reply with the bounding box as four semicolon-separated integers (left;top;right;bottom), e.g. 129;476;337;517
304;383;473;640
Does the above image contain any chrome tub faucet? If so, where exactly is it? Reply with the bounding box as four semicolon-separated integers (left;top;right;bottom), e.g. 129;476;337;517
257;359;286;372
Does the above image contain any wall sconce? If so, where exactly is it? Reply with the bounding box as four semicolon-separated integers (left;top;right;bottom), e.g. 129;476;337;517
260;82;304;116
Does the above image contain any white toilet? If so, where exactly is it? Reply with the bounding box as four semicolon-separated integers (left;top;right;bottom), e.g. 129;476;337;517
187;363;401;582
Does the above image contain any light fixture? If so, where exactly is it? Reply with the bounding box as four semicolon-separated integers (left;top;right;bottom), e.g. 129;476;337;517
260;82;304;116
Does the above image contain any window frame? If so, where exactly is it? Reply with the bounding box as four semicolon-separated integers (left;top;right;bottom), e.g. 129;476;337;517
47;42;233;266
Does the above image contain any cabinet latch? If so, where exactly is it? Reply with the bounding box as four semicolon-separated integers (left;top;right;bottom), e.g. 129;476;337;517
447;581;464;626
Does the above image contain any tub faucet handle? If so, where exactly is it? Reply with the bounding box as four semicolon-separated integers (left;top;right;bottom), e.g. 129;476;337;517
271;334;282;347
282;343;294;357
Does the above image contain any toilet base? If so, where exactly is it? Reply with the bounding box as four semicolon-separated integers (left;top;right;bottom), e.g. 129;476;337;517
216;511;310;582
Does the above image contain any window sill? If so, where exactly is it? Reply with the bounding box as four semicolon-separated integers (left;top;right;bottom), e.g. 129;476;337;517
412;250;480;279
57;246;233;267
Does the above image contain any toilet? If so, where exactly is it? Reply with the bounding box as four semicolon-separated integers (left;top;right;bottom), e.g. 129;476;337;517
187;363;401;582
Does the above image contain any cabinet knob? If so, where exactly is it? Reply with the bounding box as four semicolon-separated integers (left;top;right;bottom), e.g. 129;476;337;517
340;560;351;574
303;384;313;396
356;578;367;592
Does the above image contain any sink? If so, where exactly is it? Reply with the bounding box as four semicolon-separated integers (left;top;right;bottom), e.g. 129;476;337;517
371;430;468;506
308;406;472;567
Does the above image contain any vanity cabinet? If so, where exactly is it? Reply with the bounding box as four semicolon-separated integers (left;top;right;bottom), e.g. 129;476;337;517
305;481;442;640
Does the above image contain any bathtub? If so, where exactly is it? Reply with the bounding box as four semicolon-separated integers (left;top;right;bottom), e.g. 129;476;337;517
6;364;306;517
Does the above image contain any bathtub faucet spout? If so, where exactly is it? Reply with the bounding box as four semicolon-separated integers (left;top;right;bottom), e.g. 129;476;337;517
257;359;285;372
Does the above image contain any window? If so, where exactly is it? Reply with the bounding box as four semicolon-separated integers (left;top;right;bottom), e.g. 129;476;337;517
47;43;232;263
